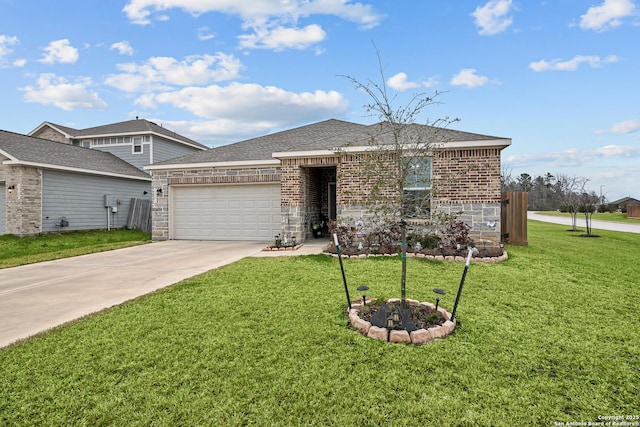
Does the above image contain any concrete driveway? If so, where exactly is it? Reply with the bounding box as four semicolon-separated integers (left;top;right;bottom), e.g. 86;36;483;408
0;240;326;349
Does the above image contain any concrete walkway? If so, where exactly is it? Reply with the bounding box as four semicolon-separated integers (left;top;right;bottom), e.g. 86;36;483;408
0;239;328;349
528;211;640;234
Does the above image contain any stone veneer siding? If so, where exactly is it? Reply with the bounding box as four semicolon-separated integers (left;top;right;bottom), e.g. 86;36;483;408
151;166;280;240
31;127;70;144
432;147;503;245
4;165;43;236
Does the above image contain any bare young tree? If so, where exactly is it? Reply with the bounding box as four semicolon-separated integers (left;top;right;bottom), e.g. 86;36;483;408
555;174;589;231
580;191;600;236
340;46;458;307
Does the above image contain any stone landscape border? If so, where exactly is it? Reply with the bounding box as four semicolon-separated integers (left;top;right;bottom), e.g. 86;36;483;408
348;298;457;345
329;251;508;263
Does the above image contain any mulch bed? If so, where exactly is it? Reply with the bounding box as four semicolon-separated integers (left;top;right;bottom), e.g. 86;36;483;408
356;300;446;331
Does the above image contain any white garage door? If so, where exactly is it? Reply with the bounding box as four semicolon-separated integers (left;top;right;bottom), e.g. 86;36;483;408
172;184;281;241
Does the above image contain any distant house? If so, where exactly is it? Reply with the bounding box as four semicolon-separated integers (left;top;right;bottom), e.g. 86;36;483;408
29;118;208;172
610;197;640;211
0;130;151;236
147;119;511;245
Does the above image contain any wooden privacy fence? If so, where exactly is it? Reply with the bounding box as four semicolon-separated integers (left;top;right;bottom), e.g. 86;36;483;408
126;198;152;232
501;191;528;245
628;205;640;219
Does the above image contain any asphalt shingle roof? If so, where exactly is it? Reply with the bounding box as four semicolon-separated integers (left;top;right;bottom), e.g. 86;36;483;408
40;119;208;150
0;129;151;179
152;119;510;166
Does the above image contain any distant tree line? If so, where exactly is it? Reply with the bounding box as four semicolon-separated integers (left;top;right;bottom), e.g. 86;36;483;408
501;171;609;212
502;171;613;236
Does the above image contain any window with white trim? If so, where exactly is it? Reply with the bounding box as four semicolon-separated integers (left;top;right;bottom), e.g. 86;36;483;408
403;157;432;219
133;137;143;154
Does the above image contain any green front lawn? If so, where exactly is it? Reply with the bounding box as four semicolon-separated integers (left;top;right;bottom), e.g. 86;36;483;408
1;222;638;426
0;229;151;269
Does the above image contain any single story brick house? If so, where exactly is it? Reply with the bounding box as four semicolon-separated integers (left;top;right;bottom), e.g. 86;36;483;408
0;130;152;236
146;119;511;245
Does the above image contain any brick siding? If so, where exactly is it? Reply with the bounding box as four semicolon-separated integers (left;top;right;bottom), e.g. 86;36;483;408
151;166;280;240
152;146;504;245
432;147;502;204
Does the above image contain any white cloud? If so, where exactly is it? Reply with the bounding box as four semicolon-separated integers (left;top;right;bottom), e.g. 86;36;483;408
198;27;216;41
146;82;348;123
450;68;490;87
0;35;19;60
122;0;382;50
13;58;27;67
39;39;79;64
580;0;636;31
471;0;514;35
504;143;640;168
110;41;134;56
596;119;640;134
147;118;281;146
133;83;349;145
21;73;107;111
104;53;243;92
529;54;618;72
238;24;326;50
387;73;420;91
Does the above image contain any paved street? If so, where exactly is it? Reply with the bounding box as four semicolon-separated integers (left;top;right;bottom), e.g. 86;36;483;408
527;211;640;234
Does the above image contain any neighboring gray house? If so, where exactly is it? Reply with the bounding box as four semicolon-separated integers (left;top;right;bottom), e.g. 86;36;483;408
0;130;152;236
146;119;511;245
29;118;208;172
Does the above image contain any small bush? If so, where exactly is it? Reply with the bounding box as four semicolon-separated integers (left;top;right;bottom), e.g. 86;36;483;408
407;231;441;249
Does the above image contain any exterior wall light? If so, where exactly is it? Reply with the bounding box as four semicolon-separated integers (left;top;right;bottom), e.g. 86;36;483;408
7;185;15;194
156;188;163;195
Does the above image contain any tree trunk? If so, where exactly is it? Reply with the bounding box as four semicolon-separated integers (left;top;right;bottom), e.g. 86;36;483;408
400;221;407;309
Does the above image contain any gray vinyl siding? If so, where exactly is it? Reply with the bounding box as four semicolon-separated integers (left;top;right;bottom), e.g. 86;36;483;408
92;145;151;172
152;137;205;163
0;183;5;235
41;170;151;232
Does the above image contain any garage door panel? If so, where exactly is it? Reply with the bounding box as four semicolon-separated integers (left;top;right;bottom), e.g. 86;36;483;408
173;184;281;241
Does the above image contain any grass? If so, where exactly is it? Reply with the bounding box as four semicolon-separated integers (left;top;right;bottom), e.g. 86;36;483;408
0;229;151;268
0;221;639;426
536;210;640;224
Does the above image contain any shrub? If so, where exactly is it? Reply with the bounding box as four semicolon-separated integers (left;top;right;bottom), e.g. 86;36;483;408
406;231;441;249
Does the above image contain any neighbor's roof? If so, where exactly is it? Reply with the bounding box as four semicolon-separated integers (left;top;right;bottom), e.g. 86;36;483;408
0;129;151;181
30;119;208;150
147;119;511;169
610;197;640;205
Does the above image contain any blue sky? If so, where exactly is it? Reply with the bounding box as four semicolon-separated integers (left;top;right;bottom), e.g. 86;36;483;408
1;0;638;201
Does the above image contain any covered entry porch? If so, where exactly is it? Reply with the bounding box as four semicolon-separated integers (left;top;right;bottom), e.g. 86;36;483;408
278;156;339;243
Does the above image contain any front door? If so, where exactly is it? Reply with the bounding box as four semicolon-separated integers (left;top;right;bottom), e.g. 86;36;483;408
328;182;336;220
